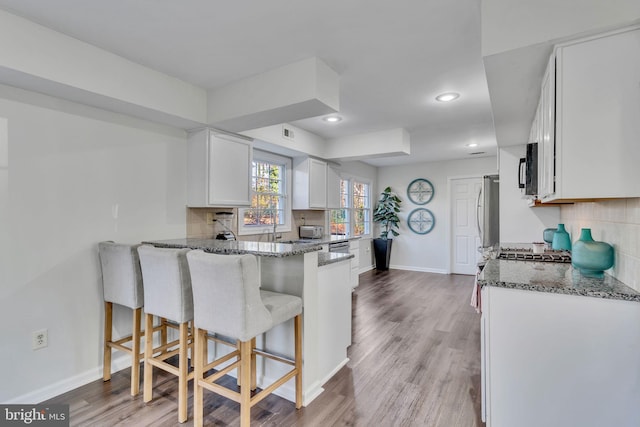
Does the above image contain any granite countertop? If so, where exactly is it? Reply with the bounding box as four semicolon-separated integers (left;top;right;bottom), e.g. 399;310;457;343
318;252;354;267
143;238;321;258
478;259;640;302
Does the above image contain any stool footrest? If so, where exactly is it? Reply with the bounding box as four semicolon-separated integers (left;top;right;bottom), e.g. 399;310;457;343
251;368;297;407
147;356;195;380
252;349;295;367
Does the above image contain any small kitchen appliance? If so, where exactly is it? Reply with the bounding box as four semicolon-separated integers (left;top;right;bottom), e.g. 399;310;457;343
214;212;236;240
299;225;324;239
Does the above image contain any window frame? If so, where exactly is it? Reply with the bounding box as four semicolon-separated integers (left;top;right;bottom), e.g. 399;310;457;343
330;174;372;238
238;149;292;236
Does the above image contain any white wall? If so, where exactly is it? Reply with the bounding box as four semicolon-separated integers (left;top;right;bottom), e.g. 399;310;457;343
377;156;497;273
499;146;559;243
0;84;187;403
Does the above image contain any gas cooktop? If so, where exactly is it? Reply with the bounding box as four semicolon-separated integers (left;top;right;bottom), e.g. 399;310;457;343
498;246;572;263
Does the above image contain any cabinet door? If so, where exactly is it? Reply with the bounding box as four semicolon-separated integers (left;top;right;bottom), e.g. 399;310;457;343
555;27;640;199
308;159;327;208
207;133;251;206
349;240;360;289
539;56;555;200
326;166;341;209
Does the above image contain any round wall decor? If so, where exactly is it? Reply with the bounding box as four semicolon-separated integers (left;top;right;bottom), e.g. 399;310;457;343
407;178;434;205
408;208;435;234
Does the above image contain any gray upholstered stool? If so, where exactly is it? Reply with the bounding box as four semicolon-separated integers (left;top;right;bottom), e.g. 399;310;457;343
98;241;146;396
186;250;303;427
138;245;194;423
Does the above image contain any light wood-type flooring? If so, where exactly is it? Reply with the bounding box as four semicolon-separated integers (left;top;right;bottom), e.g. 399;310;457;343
44;269;483;426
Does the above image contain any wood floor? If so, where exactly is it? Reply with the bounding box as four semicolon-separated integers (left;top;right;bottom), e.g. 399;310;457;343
45;269;484;426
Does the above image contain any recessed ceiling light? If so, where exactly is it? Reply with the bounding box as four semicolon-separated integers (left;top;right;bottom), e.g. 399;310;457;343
466;143;478;148
435;92;460;102
323;116;342;123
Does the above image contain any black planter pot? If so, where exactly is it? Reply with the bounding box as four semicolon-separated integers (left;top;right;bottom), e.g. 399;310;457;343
373;238;393;271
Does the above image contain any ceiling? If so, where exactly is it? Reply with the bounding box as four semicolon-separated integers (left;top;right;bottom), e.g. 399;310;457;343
0;0;497;167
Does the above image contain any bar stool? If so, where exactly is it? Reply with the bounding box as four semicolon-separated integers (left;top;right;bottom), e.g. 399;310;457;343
186;250;303;427
98;241;145;396
137;245;194;423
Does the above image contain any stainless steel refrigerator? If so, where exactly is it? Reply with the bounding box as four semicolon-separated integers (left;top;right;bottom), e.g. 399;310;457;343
477;174;500;249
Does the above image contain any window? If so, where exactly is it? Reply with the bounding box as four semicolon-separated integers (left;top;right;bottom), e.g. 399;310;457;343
330;177;371;237
238;150;291;235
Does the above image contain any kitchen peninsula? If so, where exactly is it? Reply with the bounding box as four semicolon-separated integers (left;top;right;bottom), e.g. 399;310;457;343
143;238;354;405
478;259;640;427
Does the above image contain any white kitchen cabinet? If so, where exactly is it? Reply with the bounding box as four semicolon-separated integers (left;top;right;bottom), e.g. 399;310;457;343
349;239;360;289
326;165;341;209
538;55;555;200
540;26;640;202
292;157;327;209
187;128;252;207
481;286;640;427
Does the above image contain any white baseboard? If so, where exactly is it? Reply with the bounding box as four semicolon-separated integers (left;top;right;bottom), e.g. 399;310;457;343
389;264;448;274
5;355;132;404
318;358;349;386
359;265;374;274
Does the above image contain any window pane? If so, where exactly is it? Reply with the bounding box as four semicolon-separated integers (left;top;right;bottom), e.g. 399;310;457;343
245;158;287;227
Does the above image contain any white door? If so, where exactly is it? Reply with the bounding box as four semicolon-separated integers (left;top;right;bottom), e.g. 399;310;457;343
451;177;482;275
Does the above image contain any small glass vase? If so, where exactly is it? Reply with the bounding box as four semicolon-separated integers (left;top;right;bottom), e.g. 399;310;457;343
543;228;557;244
572;228;614;277
551;223;571;251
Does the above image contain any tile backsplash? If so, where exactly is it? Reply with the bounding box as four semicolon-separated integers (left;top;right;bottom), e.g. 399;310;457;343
561;198;640;292
186;207;326;241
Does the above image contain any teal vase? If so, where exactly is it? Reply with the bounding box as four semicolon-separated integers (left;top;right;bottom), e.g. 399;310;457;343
543;228;557;244
551;223;571;251
572;228;614;277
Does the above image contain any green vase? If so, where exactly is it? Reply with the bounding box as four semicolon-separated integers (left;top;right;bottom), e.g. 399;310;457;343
571;228;614;277
551;223;571;251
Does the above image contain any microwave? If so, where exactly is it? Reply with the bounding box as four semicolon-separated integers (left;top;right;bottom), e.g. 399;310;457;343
518;142;538;196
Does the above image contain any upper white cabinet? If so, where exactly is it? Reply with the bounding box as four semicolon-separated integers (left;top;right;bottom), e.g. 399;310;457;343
538;55;555;200
293;157;328;209
326;166;341;209
540;26;640;202
187;128;252;207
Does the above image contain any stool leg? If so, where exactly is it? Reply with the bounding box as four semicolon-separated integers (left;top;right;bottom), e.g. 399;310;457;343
160;317;168;353
143;313;154;403
178;322;189;423
240;339;252;427
103;302;113;382
131;307;142;396
250;337;257;391
194;328;205;427
294;314;303;409
236;340;242;387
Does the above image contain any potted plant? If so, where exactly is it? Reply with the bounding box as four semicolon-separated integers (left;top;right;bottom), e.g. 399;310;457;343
372;186;402;270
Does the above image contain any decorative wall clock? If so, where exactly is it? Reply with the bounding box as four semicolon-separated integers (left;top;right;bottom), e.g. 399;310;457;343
407;178;434;205
407;208;435;234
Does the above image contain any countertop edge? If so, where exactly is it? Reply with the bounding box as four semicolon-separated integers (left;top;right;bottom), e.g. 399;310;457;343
143;239;321;258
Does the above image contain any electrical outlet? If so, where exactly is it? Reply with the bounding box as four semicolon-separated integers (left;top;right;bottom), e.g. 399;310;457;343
206;212;216;225
32;329;48;350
